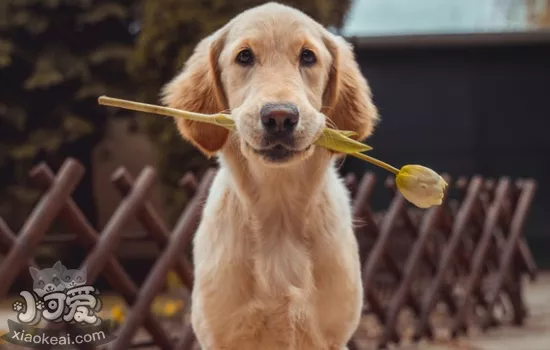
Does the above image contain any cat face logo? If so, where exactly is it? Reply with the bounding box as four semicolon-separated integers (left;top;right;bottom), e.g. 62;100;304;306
29;261;87;297
61;267;87;288
29;261;66;297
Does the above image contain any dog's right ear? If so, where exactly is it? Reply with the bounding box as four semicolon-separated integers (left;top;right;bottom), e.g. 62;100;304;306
321;32;379;142
29;267;39;279
52;261;65;273
162;28;230;157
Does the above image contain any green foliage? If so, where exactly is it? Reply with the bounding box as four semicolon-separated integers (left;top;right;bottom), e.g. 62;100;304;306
129;0;351;223
0;0;138;228
0;0;351;228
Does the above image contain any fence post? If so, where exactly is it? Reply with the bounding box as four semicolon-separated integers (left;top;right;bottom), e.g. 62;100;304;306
0;159;84;298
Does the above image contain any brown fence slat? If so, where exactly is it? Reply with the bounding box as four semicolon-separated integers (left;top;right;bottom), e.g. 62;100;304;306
361;193;413;330
0;218;41;291
29;164;174;350
381;177;451;345
110;169;216;350
111;168;195;291
414;176;484;340
450;178;511;336
0;159;84;299
480;179;537;329
35;165;157;350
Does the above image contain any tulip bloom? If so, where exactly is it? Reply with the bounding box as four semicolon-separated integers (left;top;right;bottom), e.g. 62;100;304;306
395;165;448;208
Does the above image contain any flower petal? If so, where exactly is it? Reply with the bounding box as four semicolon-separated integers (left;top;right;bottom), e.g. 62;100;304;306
315;128;373;154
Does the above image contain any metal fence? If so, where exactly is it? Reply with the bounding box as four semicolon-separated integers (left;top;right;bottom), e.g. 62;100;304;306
0;157;538;349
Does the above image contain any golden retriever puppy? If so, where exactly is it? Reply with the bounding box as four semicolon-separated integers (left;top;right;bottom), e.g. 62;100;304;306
163;2;378;349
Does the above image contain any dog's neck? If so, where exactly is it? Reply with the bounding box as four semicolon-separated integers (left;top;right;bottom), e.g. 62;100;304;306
218;141;337;293
219;141;335;234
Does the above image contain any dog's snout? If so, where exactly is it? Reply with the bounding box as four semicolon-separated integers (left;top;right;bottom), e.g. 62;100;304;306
260;103;299;134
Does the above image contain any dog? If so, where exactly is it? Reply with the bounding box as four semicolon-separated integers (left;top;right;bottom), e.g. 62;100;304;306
29;261;67;297
163;3;378;349
61;266;87;289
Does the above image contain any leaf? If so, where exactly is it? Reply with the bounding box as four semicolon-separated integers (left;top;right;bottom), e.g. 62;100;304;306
12;10;31;26
43;0;61;8
0;39;13;68
29;130;63;152
11;0;37;6
24;55;63;89
77;3;127;25
7;185;40;203
89;44;133;64
8;144;37;159
315;128;373;153
75;83;108;100
66;0;92;9
63;115;94;141
24;50;88;89
25;16;49;34
338;130;358;137
0;105;27;130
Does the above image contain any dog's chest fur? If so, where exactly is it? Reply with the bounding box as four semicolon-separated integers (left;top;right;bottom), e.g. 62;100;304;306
191;156;363;350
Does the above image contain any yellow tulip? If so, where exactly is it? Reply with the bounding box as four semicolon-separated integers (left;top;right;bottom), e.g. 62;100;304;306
351;153;447;208
395;165;448;208
97;96;447;208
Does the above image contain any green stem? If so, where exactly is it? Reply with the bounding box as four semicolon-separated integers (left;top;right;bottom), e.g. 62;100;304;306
350;152;400;175
98;96;233;128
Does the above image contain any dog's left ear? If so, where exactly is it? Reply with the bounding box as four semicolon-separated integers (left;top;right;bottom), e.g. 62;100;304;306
162;27;230;157
322;32;379;141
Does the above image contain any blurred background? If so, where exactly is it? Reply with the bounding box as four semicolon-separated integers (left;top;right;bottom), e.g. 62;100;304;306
0;0;549;268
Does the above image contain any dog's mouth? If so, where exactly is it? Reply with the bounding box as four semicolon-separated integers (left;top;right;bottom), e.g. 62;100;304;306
247;143;312;163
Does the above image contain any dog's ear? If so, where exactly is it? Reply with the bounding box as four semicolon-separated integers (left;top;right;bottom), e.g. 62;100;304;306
162;28;230;157
29;267;40;280
322;33;379;141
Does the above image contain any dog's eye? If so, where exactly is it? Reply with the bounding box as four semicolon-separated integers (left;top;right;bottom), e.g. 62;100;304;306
236;49;254;66
300;49;316;66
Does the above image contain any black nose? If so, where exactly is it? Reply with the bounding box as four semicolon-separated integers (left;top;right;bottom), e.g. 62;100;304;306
260;103;299;134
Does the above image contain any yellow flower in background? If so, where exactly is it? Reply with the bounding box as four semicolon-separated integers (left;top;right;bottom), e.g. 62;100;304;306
111;304;125;323
166;270;183;289
395;165;448;208
151;297;185;318
163;300;185;317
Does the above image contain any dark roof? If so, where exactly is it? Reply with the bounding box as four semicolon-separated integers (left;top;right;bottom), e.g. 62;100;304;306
346;30;550;49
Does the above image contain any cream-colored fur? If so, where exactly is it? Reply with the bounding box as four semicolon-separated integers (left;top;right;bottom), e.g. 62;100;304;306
163;3;378;349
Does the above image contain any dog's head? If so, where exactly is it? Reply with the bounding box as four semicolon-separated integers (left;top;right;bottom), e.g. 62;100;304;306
163;2;378;167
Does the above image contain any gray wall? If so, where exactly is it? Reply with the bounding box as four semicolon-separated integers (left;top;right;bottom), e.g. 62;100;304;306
343;39;550;266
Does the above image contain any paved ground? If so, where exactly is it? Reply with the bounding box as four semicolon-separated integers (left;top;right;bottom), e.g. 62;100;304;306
395;273;550;350
1;273;549;349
